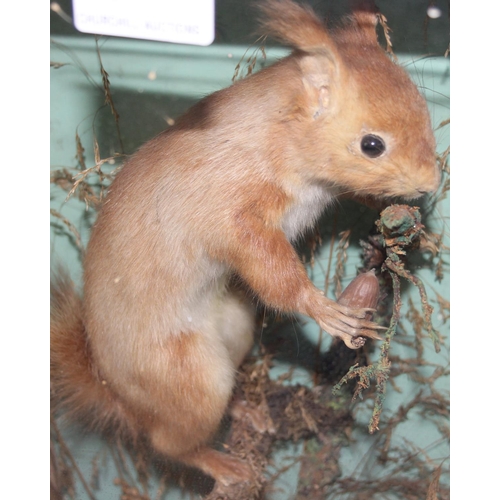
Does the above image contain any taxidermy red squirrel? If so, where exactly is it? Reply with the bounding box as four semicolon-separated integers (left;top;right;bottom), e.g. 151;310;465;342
51;0;440;486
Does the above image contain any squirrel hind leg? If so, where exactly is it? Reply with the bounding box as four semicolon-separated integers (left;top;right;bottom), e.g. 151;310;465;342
176;292;256;485
146;388;254;486
176;446;254;486
142;323;255;485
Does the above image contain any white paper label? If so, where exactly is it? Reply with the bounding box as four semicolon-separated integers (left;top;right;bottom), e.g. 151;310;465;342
72;0;215;46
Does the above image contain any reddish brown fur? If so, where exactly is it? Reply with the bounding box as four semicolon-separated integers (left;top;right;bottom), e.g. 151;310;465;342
51;0;440;486
50;275;137;437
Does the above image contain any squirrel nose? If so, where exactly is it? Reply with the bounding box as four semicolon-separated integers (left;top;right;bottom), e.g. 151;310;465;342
417;164;441;195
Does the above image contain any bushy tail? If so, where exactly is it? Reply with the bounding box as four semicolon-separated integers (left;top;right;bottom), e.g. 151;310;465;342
50;272;134;437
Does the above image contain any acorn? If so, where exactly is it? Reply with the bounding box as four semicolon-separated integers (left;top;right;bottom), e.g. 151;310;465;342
337;269;381;349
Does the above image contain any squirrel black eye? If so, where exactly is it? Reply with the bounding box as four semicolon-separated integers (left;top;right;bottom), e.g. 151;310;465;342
361;134;386;158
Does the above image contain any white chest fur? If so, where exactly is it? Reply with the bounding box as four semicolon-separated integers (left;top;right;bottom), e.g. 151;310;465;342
281;183;333;241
